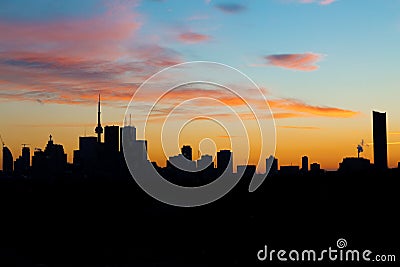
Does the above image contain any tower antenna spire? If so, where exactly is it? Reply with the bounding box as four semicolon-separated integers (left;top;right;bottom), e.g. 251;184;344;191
95;94;103;143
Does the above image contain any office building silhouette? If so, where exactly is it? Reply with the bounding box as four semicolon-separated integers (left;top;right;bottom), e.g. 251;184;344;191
134;140;148;163
105;126;119;152
339;157;371;173
14;145;30;175
217;150;232;174
197;154;213;170
168;153;196;171
310;162;321;172
120;125;136;153
32;135;67;176
22;146;30;168
73;136;98;171
2;145;13;175
301;156;309;173
181;145;192;161
373;111;388;171
280;165;300;176
266;155;278;176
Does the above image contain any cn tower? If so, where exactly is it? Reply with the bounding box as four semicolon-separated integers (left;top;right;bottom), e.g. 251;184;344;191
95;94;103;143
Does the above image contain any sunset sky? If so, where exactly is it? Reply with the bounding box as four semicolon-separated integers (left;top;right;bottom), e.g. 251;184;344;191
1;0;400;171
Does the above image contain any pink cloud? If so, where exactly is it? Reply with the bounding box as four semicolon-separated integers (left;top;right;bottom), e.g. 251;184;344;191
264;52;323;71
0;5;141;61
0;2;182;106
178;32;211;44
319;0;336;5
299;0;336;5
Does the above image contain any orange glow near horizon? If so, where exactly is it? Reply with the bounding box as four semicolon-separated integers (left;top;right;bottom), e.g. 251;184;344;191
1;100;400;173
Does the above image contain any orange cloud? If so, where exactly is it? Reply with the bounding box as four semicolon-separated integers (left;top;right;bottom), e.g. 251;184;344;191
269;98;358;118
265;53;323;71
278;125;320;130
178;32;211;44
12;122;121;128
269;113;307;119
132;87;357;120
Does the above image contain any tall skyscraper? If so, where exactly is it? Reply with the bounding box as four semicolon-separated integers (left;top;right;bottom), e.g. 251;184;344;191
105;125;119;152
22;146;30;169
76;136;98;169
95;94;103;143
301;156;309;172
134;140;148;162
120;125;136;153
373;111;388;171
2;145;13;175
181;145;192;161
14;145;30;174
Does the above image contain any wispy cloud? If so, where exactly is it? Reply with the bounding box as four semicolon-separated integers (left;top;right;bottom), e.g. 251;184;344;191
13;122;121;128
217;135;238;139
278;125;320;130
299;0;336;5
178;32;211;44
263;53;323;71
0;1;181;106
269;113;307;119
130;87;358;119
319;0;336;5
269;98;358;118
215;3;246;13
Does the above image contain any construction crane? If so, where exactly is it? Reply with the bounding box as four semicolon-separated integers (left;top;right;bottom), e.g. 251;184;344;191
357;139;368;158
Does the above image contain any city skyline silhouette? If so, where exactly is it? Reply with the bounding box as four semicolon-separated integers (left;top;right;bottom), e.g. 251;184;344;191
1;1;399;265
1;95;397;180
1;100;399;264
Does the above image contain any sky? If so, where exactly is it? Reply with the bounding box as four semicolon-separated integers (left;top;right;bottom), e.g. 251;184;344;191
1;0;400;171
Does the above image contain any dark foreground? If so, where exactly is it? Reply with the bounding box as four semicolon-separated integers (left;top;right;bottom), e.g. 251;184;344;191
0;171;399;266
